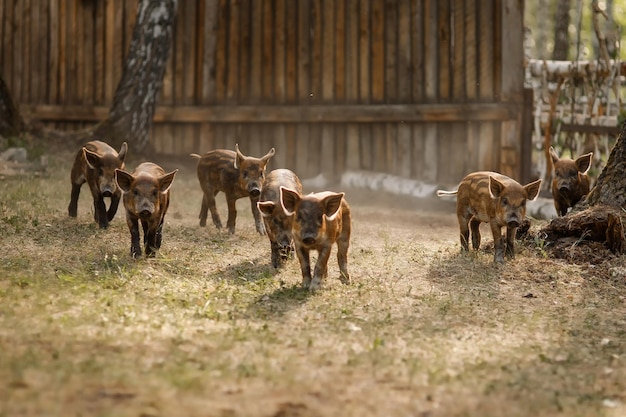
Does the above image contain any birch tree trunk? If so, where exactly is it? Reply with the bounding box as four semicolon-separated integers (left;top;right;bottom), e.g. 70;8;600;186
92;0;178;152
552;0;571;60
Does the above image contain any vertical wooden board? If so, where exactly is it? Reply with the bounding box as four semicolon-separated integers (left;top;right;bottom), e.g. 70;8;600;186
297;0;311;102
334;124;347;178
31;1;44;102
22;0;31;100
373;124;386;172
452;0;464;100
48;0;59;103
214;0;228;102
385;123;397;175
67;0;78;102
58;0;67;104
411;0;424;101
273;124;287;169
451;122;469;180
321;123;335;180
274;0;286;102
397;0;411;103
226;0;240;103
0;0;5;79
93;0;105;104
346;124;360;170
321;0;334;102
112;0;124;93
199;123;216;152
500;0;524;102
422;124;438;182
411;124;425;179
201;0;219;104
358;0;370;102
464;0;477;100
370;0;384;102
82;0;94;105
296;124;310;178
249;0;262;102
104;0;115;102
173;0;185;106
12;0;22;100
384;0;397;102
465;121;480;174
310;0;322;103
398;123;412;177
478;1;494;99
236;0;250;102
1;0;13;90
423;0;437;99
478;122;495;171
262;0;274;102
359;125;372;170
493;0;503;100
183;1;198;105
308;124;321;177
334;0;345;102
437;0;450;100
345;0;359;102
501;120;520;178
285;0;297;103
284;124;297;170
437;123;454;183
75;0;85;104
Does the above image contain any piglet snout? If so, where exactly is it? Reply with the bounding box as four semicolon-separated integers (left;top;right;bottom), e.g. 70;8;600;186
249;187;261;197
139;210;152;219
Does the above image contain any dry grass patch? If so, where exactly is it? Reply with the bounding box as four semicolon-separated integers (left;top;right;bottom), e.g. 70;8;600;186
0;151;625;417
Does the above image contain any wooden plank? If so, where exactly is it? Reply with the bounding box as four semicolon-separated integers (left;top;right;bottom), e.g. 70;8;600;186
112;0;124;94
297;0;311;102
411;0;424;101
250;0;262;102
384;0;397;101
12;0;22;100
104;0;115;102
385;123;397;175
371;0;384;102
437;0;450;99
74;0;84;104
466;121;480;173
321;124;335;179
411;124;424;178
261;0;275;103
214;0;228;101
296;124;310;179
227;0;240;102
48;0;60;103
0;0;5;82
22;0;31;100
334;124;347;177
236;0;249;102
346;124;360;170
345;0;359;102
201;0;219;104
500;0;524;102
422;124;438;182
274;0;286;102
464;0;477;100
174;0;185;105
398;123;412;177
58;0;67;104
358;0;370;102
32;0;44;102
373;124;386;171
285;0;297;103
94;0;105;104
452;0;464;100
310;0;322;102
285;124;297;170
397;0;411;103
321;0;334;101
478;1;494;99
82;0;94;105
334;0;345;102
359;125;372;170
183;2;198;153
423;0;437;99
29;103;519;123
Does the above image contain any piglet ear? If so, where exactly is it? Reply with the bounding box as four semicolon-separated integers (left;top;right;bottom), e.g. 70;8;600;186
234;143;244;169
322;192;345;220
118;142;128;163
115;168;133;193
524;179;542;201
549;146;560;165
488;176;506;199
576;152;593;174
158;169;178;193
83;148;101;170
261;147;276;165
257;201;275;217
280;186;301;216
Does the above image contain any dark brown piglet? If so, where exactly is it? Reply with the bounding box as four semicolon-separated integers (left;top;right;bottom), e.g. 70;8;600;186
257;169;303;268
68;140;128;228
191;144;275;235
437;172;541;264
115;163;178;258
549;146;593;216
280;187;351;291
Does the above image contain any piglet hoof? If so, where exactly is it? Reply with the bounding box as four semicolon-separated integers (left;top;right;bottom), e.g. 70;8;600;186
308;277;322;291
131;249;142;259
256;223;266;236
339;273;351;285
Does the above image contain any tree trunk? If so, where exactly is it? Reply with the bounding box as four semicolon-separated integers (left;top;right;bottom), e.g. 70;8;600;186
541;120;626;254
552;0;571;60
0;76;25;139
91;0;178;152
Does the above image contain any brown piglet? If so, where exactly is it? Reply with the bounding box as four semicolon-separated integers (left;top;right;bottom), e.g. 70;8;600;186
549;146;593;216
115;163;178;258
257;169;303;268
280;187;351;290
191;144;275;235
68;140;128;228
437;172;542;264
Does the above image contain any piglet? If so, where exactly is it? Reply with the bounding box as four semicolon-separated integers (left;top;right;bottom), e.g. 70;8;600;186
257;169;303;268
280;187;351;290
549;146;593;216
115;163;178;258
191;144;275;235
437;172;541;264
68;140;128;228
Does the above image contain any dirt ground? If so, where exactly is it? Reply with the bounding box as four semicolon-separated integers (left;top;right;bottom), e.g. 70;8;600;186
1;150;625;417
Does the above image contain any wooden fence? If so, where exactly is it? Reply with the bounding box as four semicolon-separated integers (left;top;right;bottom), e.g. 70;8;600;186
1;0;526;184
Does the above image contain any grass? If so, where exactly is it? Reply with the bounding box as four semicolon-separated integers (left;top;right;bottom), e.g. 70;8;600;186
0;151;625;417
